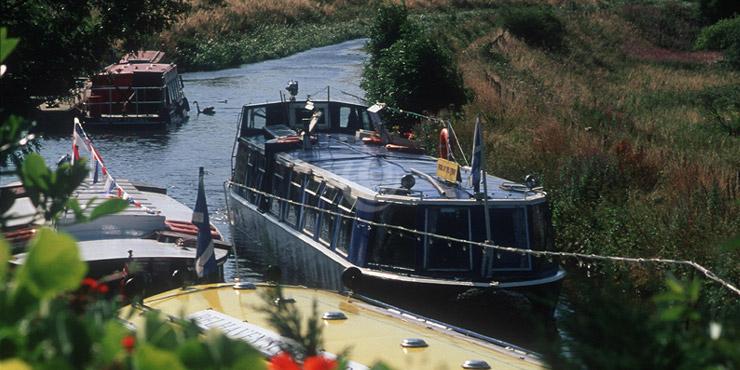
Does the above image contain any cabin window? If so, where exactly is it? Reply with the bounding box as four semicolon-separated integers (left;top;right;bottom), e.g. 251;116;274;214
367;206;417;271
361;111;372;130
245;152;265;205
292;106;327;130
335;195;355;255
285;172;305;229
528;202;554;251
249;107;267;129
234;143;249;193
269;164;288;218
425;207;472;271
339;106;362;129
302;179;323;237
490;207;530;270
318;187;340;247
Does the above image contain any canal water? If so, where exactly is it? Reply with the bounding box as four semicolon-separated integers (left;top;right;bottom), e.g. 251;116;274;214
33;38;555;351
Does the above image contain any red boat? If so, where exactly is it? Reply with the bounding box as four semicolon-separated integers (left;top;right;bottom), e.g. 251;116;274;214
81;51;189;126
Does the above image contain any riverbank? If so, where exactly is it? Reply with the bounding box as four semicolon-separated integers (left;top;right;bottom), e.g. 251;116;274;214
159;0;499;71
424;2;739;309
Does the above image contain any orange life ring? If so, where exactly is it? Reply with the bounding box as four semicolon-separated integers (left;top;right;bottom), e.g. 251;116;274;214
438;128;450;159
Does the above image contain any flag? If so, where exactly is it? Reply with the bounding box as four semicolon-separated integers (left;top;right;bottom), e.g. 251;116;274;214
103;175;115;195
470;117;483;193
93;160;99;184
193;167;216;278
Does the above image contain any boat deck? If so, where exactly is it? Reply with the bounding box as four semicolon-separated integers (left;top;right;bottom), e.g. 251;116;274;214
126;283;544;370
244;132;544;202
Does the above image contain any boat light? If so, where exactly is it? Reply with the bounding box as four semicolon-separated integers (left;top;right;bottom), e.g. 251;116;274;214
461;360;491;369
233;281;256;290
322;311;347;320
401;338;428;348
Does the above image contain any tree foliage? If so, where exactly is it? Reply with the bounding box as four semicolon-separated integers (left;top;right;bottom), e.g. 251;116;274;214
545;277;739;370
695;16;740;70
0;0;190;113
361;2;468;126
500;6;565;51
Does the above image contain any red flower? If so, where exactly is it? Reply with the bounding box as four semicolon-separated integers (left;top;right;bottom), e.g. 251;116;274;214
121;335;136;353
82;277;98;289
304;356;337;370
96;284;109;294
269;352;300;370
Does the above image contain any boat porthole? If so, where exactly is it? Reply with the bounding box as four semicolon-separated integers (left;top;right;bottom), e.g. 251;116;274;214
400;338;428;348
461;360;491;369
322;311;347;320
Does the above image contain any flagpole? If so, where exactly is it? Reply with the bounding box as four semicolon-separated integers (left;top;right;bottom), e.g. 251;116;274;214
480;121;492;239
478;117;493;277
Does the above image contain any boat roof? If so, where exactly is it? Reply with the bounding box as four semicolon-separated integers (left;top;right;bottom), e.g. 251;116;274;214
11;238;229;264
125;283;544;370
2;179;210;242
244;132;545;203
100;62;175;76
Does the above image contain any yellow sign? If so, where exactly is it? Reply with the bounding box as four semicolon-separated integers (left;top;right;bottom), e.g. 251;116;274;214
436;158;460;183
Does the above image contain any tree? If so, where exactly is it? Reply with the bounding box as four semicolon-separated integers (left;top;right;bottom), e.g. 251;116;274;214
361;2;468;127
0;0;190;114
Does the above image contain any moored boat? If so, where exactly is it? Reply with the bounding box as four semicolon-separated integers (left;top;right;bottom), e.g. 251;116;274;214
79;50;189;126
225;84;565;313
4;120;228;291
124;282;545;370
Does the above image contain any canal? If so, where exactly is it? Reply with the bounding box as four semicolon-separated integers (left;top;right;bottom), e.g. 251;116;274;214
34;38;556;351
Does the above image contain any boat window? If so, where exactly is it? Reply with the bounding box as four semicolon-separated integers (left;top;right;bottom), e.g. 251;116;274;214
292;106;327;130
246;152;265;205
490;207;530;270
269;164;288;218
318;187;340;247
528;202;554;251
234;143;249;193
425;207;472;271
361;111;373;130
285;172;305;229
249;107;267;129
367;205;417;271
302;179;323;237
339;106;362;129
336;195;355;255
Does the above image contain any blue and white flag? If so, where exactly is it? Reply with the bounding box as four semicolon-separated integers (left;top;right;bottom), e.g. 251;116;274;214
470;117;483;194
193;167;216;278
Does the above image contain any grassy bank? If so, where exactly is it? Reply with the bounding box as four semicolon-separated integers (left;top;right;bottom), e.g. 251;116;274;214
423;2;739;309
159;0;504;71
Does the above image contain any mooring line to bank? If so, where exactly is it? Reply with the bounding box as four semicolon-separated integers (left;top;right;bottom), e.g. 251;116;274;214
226;181;740;297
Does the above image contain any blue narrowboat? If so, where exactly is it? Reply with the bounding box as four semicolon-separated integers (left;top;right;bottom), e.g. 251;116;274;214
225;85;565;313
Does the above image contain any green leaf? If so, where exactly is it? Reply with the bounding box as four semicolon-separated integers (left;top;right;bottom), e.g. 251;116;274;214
97;321;130;367
0;28;19;63
20;153;51;193
134;344;186;370
16;228;87;299
88;198;129;221
65;198;87;222
659;305;686;322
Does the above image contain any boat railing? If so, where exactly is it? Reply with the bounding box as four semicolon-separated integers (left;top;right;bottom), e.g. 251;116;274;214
85;85;167;117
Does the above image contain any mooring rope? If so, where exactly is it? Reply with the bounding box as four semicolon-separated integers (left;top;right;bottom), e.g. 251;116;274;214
225;181;740;297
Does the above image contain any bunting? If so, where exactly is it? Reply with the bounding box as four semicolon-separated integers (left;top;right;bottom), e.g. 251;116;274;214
72;118;149;212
